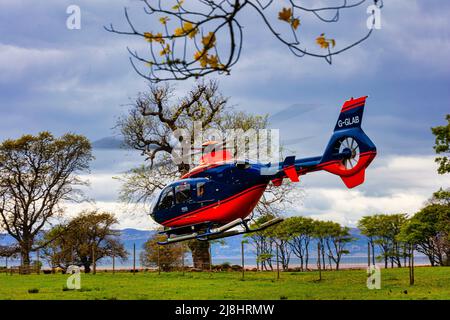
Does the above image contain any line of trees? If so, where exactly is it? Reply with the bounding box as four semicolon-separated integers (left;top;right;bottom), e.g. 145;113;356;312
400;190;450;266
358;214;409;268
247;216;353;271
2;194;448;272
359;191;449;268
247;189;449;271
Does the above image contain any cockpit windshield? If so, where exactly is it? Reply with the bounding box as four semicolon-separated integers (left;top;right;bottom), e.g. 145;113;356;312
152;179;208;215
156;187;174;210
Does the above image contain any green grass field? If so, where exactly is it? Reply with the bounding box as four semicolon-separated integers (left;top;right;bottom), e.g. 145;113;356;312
0;267;449;300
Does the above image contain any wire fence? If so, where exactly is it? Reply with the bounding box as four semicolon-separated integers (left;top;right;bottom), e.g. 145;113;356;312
0;243;434;274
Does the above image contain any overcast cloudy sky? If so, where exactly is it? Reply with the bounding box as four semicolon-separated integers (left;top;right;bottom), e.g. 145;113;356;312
1;0;449;229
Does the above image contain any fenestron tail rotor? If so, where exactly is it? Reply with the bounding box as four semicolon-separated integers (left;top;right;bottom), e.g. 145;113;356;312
339;137;360;170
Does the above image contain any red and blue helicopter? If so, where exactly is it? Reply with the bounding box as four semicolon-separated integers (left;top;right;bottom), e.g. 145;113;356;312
151;96;377;244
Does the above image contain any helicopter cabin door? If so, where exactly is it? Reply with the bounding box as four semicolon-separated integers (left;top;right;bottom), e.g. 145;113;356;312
173;181;195;215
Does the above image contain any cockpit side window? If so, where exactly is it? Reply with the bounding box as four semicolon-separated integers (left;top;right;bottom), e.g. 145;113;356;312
197;182;205;198
157;187;174;210
175;183;191;204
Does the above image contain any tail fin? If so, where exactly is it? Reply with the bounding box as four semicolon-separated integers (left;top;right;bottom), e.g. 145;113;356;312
321;96;376;188
334;96;367;132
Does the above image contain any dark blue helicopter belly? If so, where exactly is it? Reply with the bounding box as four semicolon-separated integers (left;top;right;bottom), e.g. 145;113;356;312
153;163;271;226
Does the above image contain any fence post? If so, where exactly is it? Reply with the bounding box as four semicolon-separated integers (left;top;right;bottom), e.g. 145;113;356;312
371;243;375;266
411;245;415;284
317;242;322;281
409;244;414;285
276;244;280;280
241;241;245;279
256;246;259;272
92;244;96;275
403;244;407;267
209;245;212;272
158;245;161;275
133;243;136;275
112;254;115;275
37;249;40;275
182;246;185;276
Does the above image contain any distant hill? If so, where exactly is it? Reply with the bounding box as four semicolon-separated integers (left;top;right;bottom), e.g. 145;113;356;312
0;234;16;246
118;228;155;252
92;136;158;150
92;136;127;150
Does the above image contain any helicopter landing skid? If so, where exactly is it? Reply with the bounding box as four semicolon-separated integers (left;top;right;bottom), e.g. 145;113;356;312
157;217;283;245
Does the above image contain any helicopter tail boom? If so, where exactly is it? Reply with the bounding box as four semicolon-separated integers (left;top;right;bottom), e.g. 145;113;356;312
273;96;377;188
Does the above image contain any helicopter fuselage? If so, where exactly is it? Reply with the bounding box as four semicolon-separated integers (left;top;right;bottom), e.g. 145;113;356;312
150;161;271;228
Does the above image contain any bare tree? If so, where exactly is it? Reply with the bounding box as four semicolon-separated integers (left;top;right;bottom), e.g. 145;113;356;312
106;0;383;82
0;132;93;266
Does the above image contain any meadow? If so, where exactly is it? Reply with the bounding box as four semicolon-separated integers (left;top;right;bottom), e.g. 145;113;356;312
0;267;449;300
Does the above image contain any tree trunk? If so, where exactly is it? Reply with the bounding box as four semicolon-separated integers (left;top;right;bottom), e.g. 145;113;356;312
188;240;211;270
21;249;31;268
371;242;375;265
428;254;435;266
445;249;450;266
403;244;407;266
20;239;32;269
256;246;259;271
305;242;309;270
300;255;304;271
321;244;326;270
83;263;91;273
81;257;91;273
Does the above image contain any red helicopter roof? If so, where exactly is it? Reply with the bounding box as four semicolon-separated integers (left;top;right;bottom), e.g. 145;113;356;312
199;140;233;165
181;141;234;179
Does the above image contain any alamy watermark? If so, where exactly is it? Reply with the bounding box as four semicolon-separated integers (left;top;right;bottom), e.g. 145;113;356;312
367;3;382;30
66;5;81;30
170;121;281;174
366;265;381;289
66;265;81;290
